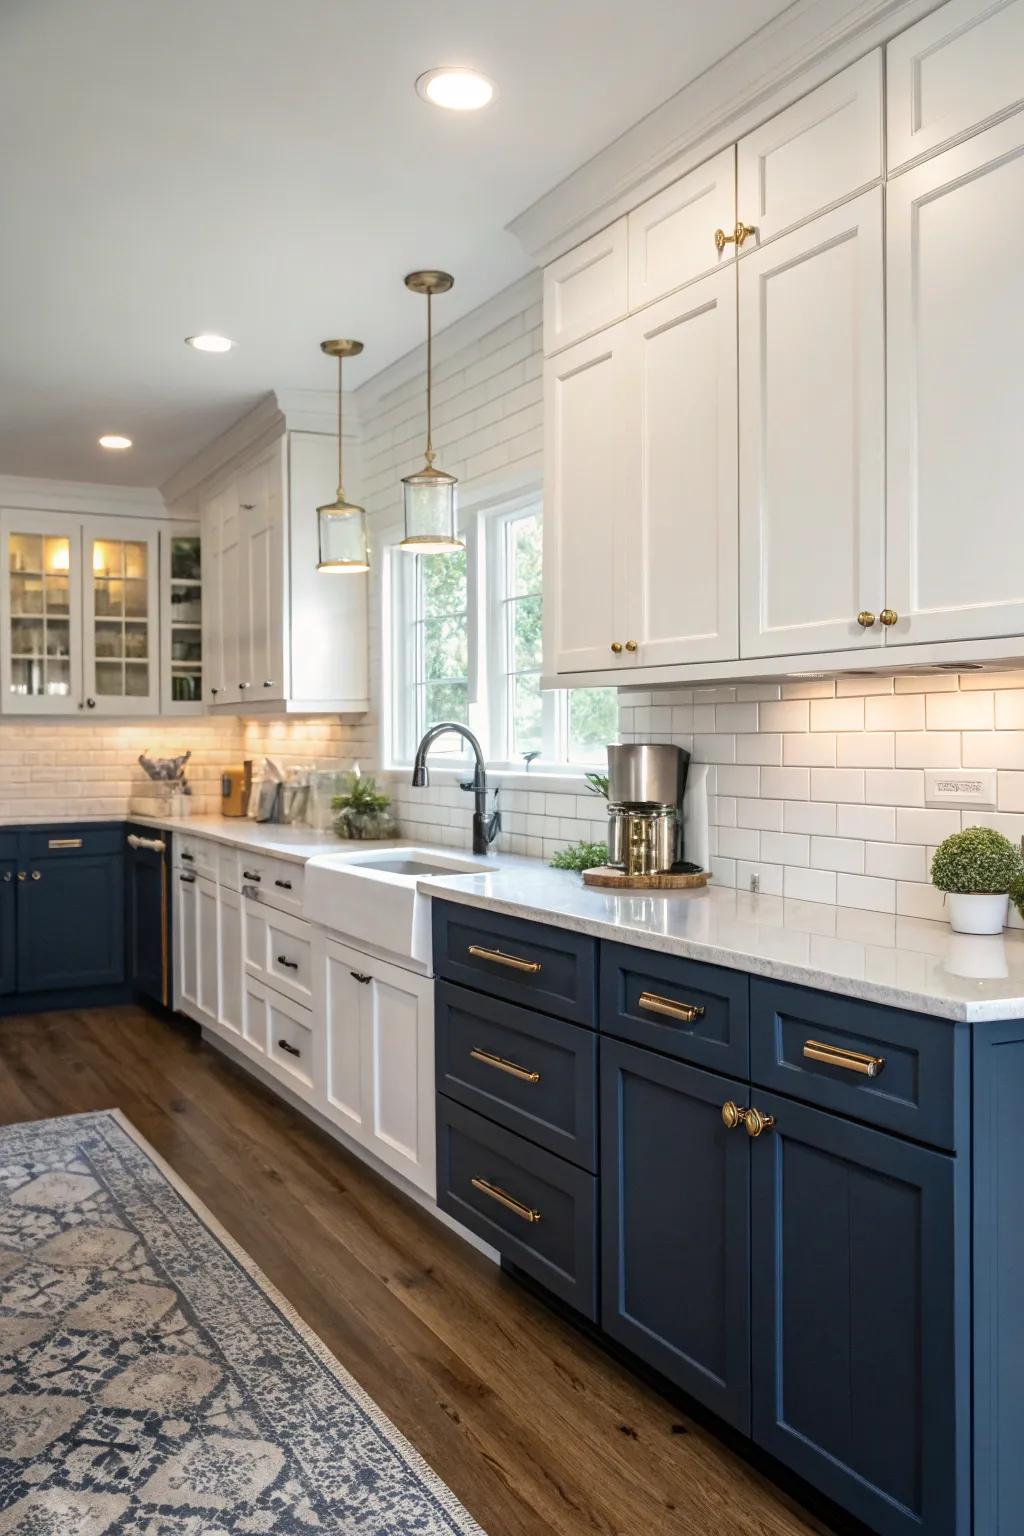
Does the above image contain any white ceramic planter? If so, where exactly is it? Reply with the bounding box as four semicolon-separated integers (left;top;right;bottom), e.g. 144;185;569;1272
947;891;1009;935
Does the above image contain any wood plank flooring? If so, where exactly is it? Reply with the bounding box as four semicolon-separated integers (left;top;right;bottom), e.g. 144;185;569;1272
0;1004;841;1536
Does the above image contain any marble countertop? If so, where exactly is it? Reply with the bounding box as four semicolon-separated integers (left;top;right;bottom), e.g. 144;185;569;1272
416;866;1024;1024
126;814;383;865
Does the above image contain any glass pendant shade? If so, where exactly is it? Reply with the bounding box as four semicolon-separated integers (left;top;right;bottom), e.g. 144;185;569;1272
316;338;369;573
400;271;463;554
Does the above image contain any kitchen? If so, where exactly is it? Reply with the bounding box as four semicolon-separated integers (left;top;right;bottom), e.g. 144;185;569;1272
1;1;1023;1533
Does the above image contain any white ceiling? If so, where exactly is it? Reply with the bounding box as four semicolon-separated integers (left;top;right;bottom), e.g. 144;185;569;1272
0;0;792;488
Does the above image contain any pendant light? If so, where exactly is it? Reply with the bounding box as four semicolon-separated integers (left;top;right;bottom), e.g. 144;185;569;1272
400;271;462;554
317;339;370;573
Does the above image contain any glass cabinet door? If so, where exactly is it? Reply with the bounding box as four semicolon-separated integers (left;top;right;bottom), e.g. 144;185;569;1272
161;528;203;711
82;519;159;714
1;512;83;713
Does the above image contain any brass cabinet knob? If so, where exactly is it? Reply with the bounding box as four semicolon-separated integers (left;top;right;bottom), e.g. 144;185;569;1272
744;1106;776;1139
714;221;756;252
17;871;27;882
2;871;12;883
880;608;899;626
624;640;638;653
722;1100;745;1131
857;611;876;628
610;641;623;654
31;870;42;882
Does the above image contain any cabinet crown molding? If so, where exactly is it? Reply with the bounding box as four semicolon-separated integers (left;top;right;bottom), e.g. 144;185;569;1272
0;474;167;520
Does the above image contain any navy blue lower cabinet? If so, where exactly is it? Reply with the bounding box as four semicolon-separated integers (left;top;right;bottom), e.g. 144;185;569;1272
601;942;749;1077
125;825;170;1006
0;861;15;996
750;1090;969;1536
600;1036;751;1432
436;1095;598;1319
432;900;597;1026
17;853;125;993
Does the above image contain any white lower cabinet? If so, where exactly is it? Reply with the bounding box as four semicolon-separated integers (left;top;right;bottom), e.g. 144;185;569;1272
320;937;436;1197
243;899;313;1009
218;886;244;1040
174;869;219;1029
244;975;316;1101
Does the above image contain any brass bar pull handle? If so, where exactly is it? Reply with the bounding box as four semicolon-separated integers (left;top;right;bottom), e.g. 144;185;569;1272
470;1176;541;1224
638;990;705;1024
467;945;542;974
803;1040;886;1078
714;221;756;252
48;837;83;850
470;1048;540;1084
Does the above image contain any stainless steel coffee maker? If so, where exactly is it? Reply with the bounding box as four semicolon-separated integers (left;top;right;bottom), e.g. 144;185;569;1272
606;743;691;877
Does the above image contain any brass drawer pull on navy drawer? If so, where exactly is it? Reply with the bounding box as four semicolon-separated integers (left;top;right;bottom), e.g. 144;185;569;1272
803;1039;886;1078
48;837;82;850
470;1047;540;1084
638;990;705;1024
467;944;542;974
470;1176;541;1223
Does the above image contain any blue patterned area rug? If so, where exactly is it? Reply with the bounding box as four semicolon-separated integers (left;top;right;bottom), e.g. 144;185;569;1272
0;1109;486;1535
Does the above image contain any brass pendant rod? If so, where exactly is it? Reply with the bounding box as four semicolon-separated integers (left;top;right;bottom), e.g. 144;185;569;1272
425;291;434;466
336;355;345;500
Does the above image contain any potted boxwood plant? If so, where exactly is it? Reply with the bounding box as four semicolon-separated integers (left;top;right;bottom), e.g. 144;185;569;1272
930;826;1024;934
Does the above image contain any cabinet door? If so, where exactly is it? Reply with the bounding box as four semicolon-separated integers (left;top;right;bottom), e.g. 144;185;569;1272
736;53;882;247
628;268;738;666
321;940;368;1143
160;526;203;713
543;323;637;675
195;875;220;1025
543;219;628;355
175;870;199;1014
885;116;1024;646
82;519;159;715
600;1037;751;1431
751;1092;967;1536
0;865;15;994
240;453;285;703
739;190;885;657
627;147;736;310
887;0;1024;173
218;885;244;1039
215;483;244;706
0;511;82;714
17;855;124;992
126;839;168;1006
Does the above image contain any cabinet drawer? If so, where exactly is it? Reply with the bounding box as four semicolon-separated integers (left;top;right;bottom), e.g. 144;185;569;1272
436;981;597;1171
433;902;596;1026
239;853;305;916
436;1096;598;1319
543;218;628;355
626;146;736;309
0;833;17;861
21;825;123;860
750;979;964;1150
244;976;317;1100
218;847;240;889
174;834;219;882
244;902;313;1007
600;942;749;1076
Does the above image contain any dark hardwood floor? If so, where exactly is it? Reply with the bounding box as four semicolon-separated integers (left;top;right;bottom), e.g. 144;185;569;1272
0;1004;837;1536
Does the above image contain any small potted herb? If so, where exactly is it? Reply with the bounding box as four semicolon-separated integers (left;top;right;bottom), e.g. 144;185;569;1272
331;770;397;841
930;826;1024;934
550;840;609;873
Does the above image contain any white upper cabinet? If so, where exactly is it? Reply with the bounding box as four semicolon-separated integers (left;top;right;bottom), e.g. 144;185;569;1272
544;323;636;673
739;190;885;658
201;431;367;713
885;114;1024;646
1;510;83;714
81;518;160;715
160;527;203;714
628;268;738;666
887;0;1024;173
627;148;736;310
737;53;883;249
543;219;628;355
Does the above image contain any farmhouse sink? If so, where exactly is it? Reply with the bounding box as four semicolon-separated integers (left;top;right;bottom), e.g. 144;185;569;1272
303;845;490;965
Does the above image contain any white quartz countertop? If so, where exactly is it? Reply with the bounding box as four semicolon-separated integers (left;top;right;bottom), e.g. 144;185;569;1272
127;814;381;865
416;866;1024;1024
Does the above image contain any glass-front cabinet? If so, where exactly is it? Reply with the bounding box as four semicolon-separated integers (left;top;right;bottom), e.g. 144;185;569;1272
0;508;200;716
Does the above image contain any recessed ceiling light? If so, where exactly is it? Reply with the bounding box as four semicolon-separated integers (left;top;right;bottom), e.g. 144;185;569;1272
416;67;495;111
185;333;235;353
98;434;132;450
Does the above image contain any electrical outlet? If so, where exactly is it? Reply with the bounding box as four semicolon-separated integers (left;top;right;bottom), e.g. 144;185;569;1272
924;769;997;810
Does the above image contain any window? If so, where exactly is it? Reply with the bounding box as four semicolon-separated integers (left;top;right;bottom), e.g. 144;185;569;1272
391;498;617;771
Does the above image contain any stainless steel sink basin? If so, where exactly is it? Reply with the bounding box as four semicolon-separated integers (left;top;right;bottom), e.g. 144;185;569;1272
347;856;470;878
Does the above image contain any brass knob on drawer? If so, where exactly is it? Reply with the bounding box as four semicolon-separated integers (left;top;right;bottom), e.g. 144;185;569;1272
624;640;638;653
610;641;623;654
722;1100;745;1131
744;1106;775;1139
880;608;899;626
857;611;876;628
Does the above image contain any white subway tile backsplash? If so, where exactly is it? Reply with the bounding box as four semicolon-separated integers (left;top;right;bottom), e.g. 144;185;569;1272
995;691;1024;728
893;732;961;768
811;697;865;732
863;768;925;807
760;766;810;800
715;703;758;732
837;873;896;914
835;675;894;696
997;772;1024;812
718;826;761;860
837;733;895;768
760;700;810;733
894;673;958;693
784;800;837;836
783;733;837;767
737;860;784;896
865;694;926;731
784;866;837;903
926;690;994;730
866;841;928;882
962;732;1024;768
716;764;761;797
781;679;836;699
760;831;809;866
736;734;783;765
811;768;865;803
691;705;717;732
693;734;737;763
737;797;784;831
895;807;962;844
736;683;781;701
810;836;865;874
709;795;737;827
836;803;896;841
896;882;947;921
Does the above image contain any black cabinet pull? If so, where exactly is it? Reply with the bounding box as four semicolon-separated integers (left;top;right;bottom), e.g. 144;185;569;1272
276;955;299;970
274;878;293;890
278;1039;301;1057
180;851;194;862
242;870;262;881
350;971;372;984
179;873;196;884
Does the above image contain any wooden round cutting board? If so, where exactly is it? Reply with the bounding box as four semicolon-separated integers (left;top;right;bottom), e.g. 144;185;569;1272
581;866;709;890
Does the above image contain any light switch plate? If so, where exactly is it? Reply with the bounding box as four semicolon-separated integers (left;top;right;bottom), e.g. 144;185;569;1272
924;769;997;809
